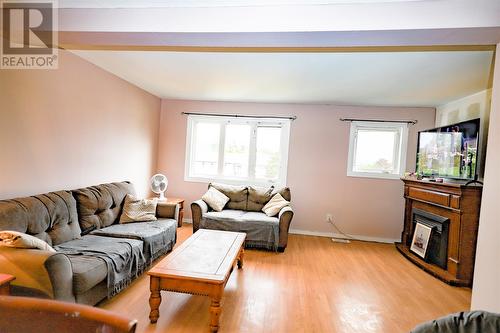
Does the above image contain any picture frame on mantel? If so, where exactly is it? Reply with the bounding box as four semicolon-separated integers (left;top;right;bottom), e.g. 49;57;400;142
410;223;434;259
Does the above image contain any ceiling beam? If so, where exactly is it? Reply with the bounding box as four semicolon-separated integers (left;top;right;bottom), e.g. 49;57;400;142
58;28;500;52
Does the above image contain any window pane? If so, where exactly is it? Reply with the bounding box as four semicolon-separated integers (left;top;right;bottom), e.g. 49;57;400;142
192;122;220;175
223;124;251;177
255;127;282;180
186;115;290;185
354;129;397;173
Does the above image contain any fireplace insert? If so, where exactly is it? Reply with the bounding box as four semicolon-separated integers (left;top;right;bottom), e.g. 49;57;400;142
411;208;449;269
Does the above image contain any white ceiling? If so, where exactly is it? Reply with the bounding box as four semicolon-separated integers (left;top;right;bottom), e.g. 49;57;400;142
73;50;493;107
59;0;426;8
58;0;500;33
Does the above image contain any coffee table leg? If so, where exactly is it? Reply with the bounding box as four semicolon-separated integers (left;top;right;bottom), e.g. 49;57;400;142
149;277;162;323
237;248;244;269
209;296;222;332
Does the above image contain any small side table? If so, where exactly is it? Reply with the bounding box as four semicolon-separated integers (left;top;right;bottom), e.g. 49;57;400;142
0;274;15;295
161;197;185;227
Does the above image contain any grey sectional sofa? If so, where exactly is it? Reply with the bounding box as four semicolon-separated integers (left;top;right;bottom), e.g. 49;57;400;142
0;181;178;305
191;183;294;252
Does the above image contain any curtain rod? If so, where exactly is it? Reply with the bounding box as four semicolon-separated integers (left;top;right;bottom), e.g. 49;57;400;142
181;112;297;121
339;118;418;125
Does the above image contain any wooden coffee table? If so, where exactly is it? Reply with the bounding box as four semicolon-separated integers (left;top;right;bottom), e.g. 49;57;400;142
148;229;245;332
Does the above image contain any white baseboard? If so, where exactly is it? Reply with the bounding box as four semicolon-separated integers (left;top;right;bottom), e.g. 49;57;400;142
288;228;399;244
182;218;397;244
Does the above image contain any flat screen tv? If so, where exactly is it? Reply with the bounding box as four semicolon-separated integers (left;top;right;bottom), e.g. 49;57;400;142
416;119;480;180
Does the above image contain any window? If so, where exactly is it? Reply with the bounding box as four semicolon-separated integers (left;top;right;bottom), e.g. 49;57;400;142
347;121;408;179
185;115;291;186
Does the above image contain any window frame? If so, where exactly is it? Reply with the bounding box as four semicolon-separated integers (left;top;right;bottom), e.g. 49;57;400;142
347;121;408;180
184;114;291;187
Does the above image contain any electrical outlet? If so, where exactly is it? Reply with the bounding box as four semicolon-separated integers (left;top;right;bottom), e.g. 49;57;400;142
326;214;333;223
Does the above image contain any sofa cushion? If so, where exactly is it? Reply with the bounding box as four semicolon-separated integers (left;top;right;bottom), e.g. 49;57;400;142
411;311;500;333
209;183;248;210
69;255;108;295
204;210;282;224
72;182;135;234
203;209;246;221
91;218;177;262
272;187;291;202
247;186;274;212
201;210;279;250
240;211;279;224
0;191;81;246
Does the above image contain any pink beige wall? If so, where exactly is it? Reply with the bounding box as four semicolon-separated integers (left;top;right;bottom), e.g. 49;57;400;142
471;45;500;312
0;49;161;199
158;99;435;241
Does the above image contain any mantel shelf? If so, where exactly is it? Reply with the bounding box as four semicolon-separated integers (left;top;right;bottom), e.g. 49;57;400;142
401;177;483;189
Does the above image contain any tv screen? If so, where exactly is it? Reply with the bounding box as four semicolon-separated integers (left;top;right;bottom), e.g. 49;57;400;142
416;119;480;180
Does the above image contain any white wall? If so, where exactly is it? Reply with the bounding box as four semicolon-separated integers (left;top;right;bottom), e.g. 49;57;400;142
0;50;161;199
157;99;435;242
436;90;491;127
435;89;492;178
471;46;500;312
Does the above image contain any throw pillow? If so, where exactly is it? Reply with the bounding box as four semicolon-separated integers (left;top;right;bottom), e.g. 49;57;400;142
0;230;56;252
202;187;230;212
262;193;290;217
120;194;158;223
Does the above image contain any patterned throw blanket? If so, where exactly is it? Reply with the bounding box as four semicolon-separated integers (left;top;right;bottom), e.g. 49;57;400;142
55;235;146;298
90;219;177;263
201;211;279;251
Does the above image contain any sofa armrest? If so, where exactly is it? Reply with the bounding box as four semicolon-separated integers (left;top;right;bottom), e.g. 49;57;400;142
278;206;294;251
44;252;76;303
0;247;75;302
156;202;179;220
191;199;208;233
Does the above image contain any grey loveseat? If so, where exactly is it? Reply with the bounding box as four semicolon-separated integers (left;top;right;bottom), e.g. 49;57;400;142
191;183;293;252
0;181;178;305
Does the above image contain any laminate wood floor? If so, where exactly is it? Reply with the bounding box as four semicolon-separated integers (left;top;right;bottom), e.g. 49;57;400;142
99;225;471;333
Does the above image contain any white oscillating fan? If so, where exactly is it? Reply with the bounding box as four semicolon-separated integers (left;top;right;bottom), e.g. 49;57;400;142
150;174;168;201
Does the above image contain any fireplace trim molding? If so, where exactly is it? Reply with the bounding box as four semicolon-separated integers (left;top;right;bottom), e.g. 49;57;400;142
396;177;482;287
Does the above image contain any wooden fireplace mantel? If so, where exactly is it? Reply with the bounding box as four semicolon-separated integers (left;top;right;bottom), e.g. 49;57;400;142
396;177;482;287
